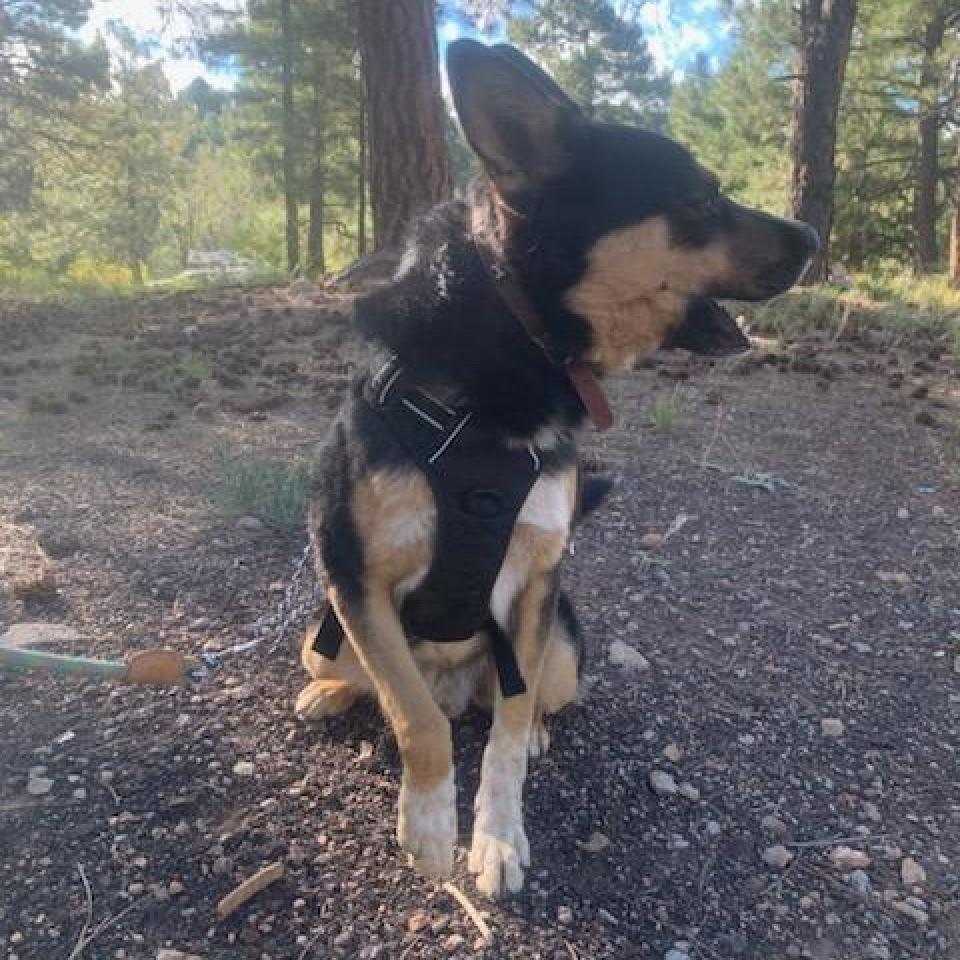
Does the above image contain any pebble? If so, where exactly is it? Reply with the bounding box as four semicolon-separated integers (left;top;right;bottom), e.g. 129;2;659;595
851;641;872;654
665;950;690;960
580;831;611;853
232;761;255;777
608;640;650;671
443;934;466;952
896;507;910;519
900;856;926;886
678;783;700;801
26;776;54;796
821;717;844;737
849;869;872;894
236;516;263;531
892;900;928;924
649;770;678;796
762;845;793;870
830;846;871;870
557;905;573;925
663;743;682;763
407;911;430;934
761;814;788;836
640;532;666;550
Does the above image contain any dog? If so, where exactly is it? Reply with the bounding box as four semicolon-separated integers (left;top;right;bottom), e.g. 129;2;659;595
295;39;816;898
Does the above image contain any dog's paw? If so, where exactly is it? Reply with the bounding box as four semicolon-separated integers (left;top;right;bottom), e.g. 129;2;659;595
398;772;456;878
294;679;360;720
527;718;550;760
469;798;530;897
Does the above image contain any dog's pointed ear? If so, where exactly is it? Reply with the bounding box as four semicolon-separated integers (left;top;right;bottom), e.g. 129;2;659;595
447;39;583;198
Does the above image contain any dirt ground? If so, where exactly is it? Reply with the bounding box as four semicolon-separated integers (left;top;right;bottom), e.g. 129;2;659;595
1;286;958;960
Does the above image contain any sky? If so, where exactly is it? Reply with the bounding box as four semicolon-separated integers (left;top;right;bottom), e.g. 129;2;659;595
81;0;734;93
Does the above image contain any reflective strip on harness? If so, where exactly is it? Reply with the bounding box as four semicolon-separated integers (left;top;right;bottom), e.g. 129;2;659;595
313;359;541;698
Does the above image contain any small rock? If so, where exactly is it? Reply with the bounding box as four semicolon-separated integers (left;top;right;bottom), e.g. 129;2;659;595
0;622;80;648
236;516;263;532
640;532;666;550
821;717;844;738
932;505;946;520
900;857;926;886
26;777;54;796
167;880;185;897
849;869;872;895
443;934;466;952
232;761;255;777
608;640;650;671
663;743;682;763
649;770;678;796
557;905;573;925
892;900;928;924
407;911;430;934
678;783;700;802
762;845;793;870
665;950;690;960
72;787;87;800
580;831;611;853
851;641;872;654
896;507;910;520
830;846;871;870
127;882;145;896
761;814;788;836
157;951;203;960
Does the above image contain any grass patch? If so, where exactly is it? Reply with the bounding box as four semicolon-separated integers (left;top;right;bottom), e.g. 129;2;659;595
26;390;68;415
734;274;960;352
213;451;313;529
649;386;689;433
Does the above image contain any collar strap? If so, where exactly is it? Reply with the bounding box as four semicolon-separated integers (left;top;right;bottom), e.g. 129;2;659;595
469;199;614;432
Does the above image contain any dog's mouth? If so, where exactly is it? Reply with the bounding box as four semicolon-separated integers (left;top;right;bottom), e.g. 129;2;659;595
663;297;751;357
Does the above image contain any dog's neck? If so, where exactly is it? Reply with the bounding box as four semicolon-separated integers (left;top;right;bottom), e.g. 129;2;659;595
354;194;591;441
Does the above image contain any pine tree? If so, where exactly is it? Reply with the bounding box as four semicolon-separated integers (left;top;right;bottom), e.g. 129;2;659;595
509;0;670;129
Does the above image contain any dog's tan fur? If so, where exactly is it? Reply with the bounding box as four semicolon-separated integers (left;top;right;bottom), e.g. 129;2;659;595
567;217;735;371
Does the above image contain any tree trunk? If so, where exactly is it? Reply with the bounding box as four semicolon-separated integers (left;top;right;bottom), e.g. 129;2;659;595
357;99;368;257
790;0;859;284
280;0;300;273
950;194;960;287
357;0;452;251
307;72;326;278
912;6;946;275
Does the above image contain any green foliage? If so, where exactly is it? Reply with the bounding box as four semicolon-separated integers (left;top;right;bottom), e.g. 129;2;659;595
648;387;689;433
213;451;314;529
670;3;793;212
737;275;960;349
509;0;670;129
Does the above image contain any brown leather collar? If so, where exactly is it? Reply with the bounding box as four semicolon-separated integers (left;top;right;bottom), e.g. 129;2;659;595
469;197;613;432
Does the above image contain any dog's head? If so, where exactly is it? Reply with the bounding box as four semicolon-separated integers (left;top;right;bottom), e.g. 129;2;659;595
447;40;817;372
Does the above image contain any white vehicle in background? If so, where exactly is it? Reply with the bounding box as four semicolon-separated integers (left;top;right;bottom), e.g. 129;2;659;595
177;250;260;283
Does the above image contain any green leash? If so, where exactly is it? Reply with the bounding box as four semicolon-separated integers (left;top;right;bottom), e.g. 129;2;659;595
0;645;199;686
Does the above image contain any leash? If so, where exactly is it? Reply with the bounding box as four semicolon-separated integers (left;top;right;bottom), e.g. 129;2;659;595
0;541;318;687
469;194;614;432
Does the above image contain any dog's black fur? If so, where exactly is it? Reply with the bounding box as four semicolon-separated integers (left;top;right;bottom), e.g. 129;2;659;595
300;39;817;898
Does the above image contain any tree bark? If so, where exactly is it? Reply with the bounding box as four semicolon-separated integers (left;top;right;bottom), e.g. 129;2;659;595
912;6;946;275
357;0;452;251
357;98;368;258
790;0;859;284
307;71;326;277
280;0;300;273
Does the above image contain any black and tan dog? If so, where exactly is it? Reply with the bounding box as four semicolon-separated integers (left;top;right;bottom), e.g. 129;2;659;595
296;40;816;897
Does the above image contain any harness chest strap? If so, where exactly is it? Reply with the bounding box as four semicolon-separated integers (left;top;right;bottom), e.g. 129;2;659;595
312;360;537;698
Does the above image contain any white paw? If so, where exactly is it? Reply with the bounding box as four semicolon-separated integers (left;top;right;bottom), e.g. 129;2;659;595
469;797;530;897
527;718;551;759
397;772;456;878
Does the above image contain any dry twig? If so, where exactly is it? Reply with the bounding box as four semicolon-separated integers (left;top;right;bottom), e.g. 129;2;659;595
216;861;285;920
442;880;494;944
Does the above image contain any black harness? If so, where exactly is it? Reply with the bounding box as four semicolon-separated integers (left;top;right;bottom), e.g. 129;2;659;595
311;356;542;697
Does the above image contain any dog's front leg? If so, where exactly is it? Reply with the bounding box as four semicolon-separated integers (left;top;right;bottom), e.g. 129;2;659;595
330;587;456;878
469;549;560;897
